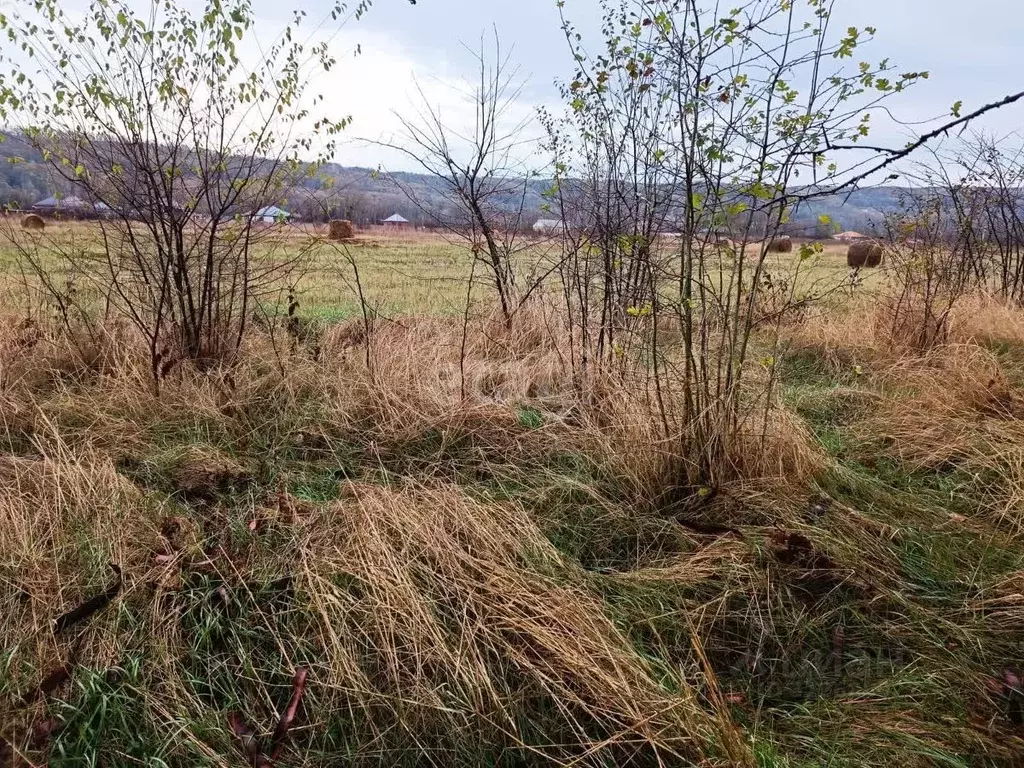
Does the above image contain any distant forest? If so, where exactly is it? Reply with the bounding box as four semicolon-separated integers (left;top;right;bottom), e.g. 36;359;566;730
0;134;52;208
0;131;906;232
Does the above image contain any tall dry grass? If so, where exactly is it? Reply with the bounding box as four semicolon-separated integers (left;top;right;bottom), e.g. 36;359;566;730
792;290;1024;538
0;307;774;765
5;286;1024;765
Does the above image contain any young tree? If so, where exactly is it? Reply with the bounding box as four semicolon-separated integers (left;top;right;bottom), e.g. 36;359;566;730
957;134;1024;303
545;0;1022;485
0;0;396;379
381;33;539;326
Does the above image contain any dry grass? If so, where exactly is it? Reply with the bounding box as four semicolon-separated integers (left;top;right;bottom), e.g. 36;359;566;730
0;220;495;319
950;292;1024;347
0;220;885;323
0;309;765;766
3;231;1024;765
295;482;727;764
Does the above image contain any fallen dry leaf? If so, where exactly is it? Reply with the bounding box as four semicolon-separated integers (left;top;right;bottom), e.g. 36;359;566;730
54;564;122;634
270;667;309;759
228;712;271;767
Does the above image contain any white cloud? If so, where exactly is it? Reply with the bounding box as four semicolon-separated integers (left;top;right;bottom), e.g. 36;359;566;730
7;0;1024;175
312;27;545;172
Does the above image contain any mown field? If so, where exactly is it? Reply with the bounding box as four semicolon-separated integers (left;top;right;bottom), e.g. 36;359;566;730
0;222;491;319
1;220;1023;767
0;219;867;318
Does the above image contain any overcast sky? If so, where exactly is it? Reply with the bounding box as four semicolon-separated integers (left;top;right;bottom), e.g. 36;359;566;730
249;0;1022;172
8;0;1024;173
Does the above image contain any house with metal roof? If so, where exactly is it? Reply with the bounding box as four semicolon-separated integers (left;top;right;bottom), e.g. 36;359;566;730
532;218;564;233
32;195;91;215
833;231;868;242
254;205;292;224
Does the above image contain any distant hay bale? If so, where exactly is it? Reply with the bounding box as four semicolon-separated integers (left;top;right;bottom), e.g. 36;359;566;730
767;237;792;253
847;240;883;268
847;242;867;269
21;213;44;231
865;242;883;267
715;237;734;249
329;219;355;241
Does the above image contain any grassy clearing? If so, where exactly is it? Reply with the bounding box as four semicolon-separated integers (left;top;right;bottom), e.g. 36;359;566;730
1;225;1023;766
0;221;513;320
0;219;876;322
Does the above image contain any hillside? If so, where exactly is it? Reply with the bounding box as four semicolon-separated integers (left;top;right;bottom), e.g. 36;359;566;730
0;133;931;230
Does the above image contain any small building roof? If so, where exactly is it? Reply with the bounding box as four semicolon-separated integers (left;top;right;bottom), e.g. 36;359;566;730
533;218;563;229
33;195;90;209
255;205;291;218
834;231;867;240
382;213;409;224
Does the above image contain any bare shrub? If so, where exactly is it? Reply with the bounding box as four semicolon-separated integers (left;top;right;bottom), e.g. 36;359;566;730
0;1;355;381
538;0;988;487
880;177;980;351
952;134;1024;302
382;33;544;327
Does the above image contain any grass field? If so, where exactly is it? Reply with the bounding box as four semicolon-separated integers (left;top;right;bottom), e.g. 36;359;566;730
0;221;491;319
0;220;871;319
2;220;1023;766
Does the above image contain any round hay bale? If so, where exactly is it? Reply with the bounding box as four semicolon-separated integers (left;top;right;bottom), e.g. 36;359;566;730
767;237;792;253
847;242;867;268
328;219;355;241
865;242;883;267
847;240;883;268
21;213;45;231
715;237;734;249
